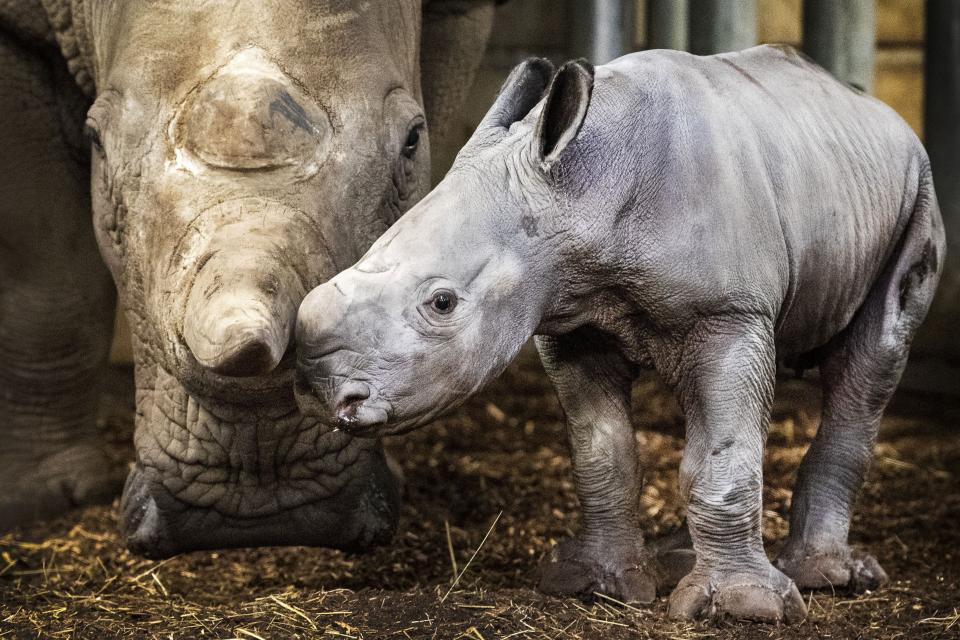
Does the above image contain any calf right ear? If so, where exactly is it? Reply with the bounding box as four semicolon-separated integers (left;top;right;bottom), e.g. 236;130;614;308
534;59;594;170
476;57;555;134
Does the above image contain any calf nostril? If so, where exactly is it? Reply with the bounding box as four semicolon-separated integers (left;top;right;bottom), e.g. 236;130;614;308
334;383;372;426
335;380;370;412
339;391;370;405
336;391;371;415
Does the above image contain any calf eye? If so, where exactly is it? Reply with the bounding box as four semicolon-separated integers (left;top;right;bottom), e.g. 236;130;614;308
403;124;423;158
429;290;457;315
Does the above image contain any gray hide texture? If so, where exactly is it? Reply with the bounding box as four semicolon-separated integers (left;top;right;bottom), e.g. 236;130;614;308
0;0;495;557
295;47;945;623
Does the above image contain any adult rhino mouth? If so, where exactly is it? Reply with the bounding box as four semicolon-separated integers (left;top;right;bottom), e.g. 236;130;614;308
121;363;399;558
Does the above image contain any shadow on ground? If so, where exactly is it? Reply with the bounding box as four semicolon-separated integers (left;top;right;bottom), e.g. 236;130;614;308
1;351;958;639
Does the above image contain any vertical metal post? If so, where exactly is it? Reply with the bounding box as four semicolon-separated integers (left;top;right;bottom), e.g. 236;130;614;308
918;0;960;359
570;0;635;64
688;0;757;55
647;0;689;50
803;0;875;92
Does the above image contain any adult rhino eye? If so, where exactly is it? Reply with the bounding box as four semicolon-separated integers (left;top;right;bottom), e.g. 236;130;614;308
402;124;423;159
429;290;457;315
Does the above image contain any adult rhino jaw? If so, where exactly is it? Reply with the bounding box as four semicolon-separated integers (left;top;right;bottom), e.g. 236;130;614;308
119;357;401;559
119;371;401;558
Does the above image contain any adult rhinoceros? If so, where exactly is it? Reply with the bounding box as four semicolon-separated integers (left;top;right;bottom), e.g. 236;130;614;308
0;0;498;557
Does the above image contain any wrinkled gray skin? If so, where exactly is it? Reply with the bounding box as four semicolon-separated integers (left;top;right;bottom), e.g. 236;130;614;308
0;0;497;556
296;47;945;623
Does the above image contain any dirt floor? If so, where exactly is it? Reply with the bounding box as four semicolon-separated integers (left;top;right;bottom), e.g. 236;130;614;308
1;352;958;639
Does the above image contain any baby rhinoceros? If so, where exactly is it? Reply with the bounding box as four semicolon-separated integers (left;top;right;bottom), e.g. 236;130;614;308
294;46;944;624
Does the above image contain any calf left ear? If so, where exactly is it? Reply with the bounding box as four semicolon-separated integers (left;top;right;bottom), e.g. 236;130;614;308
534;59;595;170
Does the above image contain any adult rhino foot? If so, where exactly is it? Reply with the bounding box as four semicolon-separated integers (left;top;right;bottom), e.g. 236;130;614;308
776;544;888;593
538;533;695;604
668;563;807;623
0;443;125;529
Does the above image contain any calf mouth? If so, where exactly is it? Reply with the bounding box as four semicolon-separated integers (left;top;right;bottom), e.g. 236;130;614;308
294;372;393;437
121;363;399;558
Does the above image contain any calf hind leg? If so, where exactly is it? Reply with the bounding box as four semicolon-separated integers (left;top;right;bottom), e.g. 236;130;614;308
777;179;945;592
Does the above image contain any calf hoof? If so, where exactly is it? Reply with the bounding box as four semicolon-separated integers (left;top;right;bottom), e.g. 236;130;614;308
0;444;125;530
776;545;888;593
538;537;676;604
668;565;807;623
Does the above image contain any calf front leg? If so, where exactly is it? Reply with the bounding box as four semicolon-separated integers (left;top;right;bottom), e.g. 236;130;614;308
662;316;806;623
536;330;693;604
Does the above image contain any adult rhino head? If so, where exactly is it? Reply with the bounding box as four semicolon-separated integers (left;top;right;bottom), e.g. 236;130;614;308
47;0;496;557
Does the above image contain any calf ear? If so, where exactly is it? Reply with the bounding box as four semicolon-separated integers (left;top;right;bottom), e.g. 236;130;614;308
477;57;555;133
534;59;594;169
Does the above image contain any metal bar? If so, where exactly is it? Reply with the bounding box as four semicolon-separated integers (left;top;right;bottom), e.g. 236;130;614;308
647;0;689;51
570;0;635;64
918;0;960;359
803;0;875;92
688;0;757;55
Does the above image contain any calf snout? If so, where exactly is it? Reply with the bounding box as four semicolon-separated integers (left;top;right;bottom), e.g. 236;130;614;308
295;370;390;436
331;380;390;435
296;281;352;370
295;282;391;435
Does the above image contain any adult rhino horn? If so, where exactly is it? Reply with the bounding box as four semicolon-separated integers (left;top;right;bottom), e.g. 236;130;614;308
180;220;304;378
183;277;295;377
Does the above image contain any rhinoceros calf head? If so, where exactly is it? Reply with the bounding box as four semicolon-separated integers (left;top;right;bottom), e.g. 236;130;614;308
295;58;592;435
82;0;436;556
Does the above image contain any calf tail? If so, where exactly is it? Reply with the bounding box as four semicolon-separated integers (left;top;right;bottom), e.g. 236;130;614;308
884;160;946;344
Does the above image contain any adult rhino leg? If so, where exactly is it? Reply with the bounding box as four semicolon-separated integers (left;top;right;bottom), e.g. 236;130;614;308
0;32;122;528
664;317;806;623
535;330;693;605
777;182;944;593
